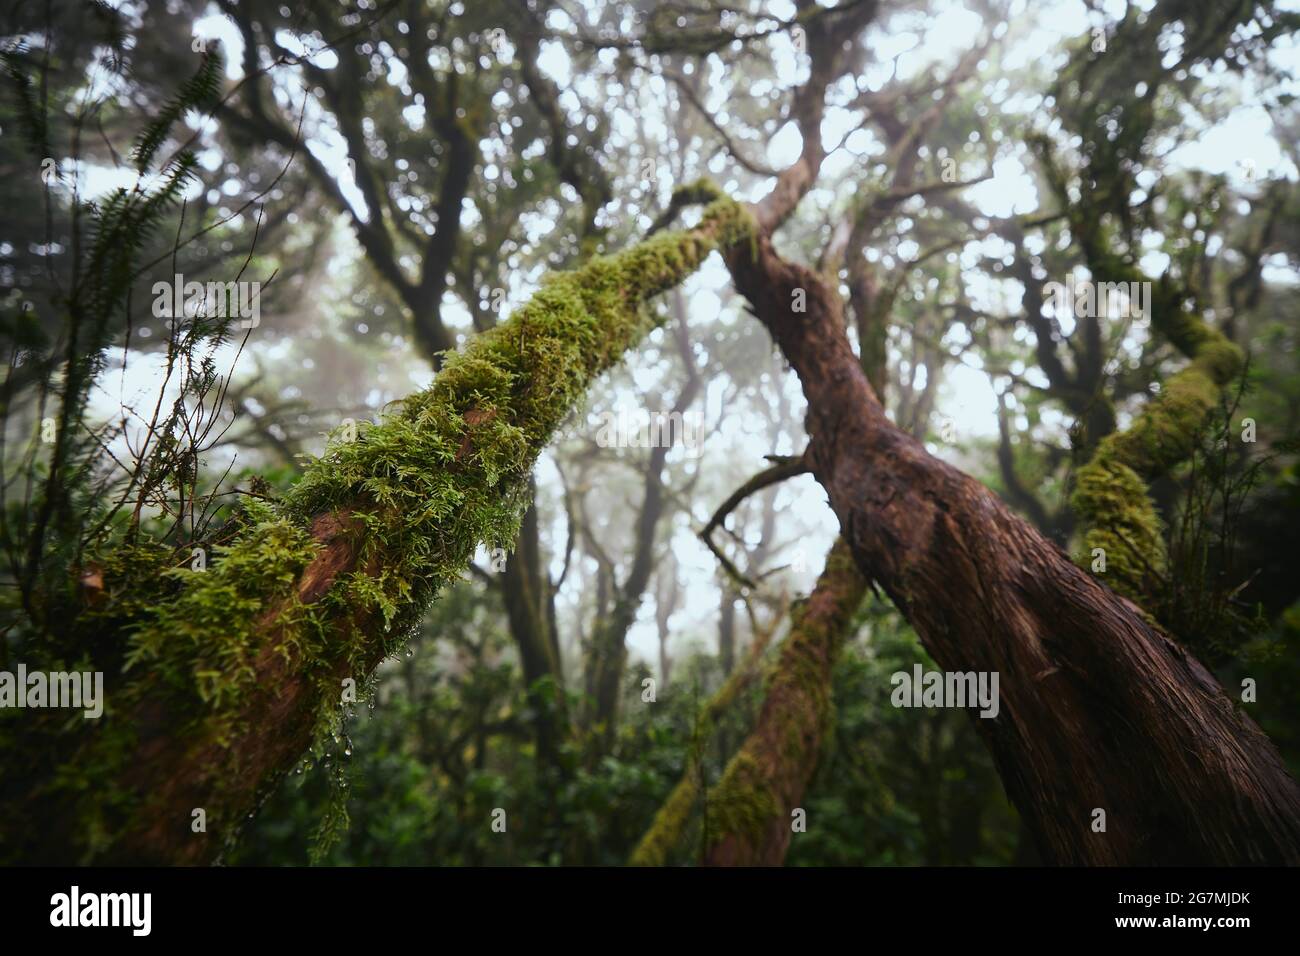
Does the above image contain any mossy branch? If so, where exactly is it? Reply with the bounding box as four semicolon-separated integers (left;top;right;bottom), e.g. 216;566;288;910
631;538;866;867
627;606;784;867
1030;134;1248;602
1072;313;1243;602
702;538;866;866
9;185;756;864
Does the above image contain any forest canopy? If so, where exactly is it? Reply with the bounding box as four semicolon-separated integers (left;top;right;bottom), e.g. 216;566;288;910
1;0;1299;869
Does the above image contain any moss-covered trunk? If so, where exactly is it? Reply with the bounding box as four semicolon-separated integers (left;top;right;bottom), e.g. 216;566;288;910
1071;301;1243;602
701;539;865;865
627;587;788;866
0;191;753;865
630;538;866;866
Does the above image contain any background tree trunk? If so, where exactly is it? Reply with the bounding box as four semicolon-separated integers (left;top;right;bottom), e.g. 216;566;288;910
700;538;867;866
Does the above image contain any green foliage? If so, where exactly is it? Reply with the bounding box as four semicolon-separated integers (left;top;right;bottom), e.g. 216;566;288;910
1152;380;1287;663
231;584;754;865
1;35;233;650
131;48;221;172
231;595;1023;867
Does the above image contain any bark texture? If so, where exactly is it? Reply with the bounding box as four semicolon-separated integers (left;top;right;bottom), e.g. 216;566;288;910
722;230;1300;865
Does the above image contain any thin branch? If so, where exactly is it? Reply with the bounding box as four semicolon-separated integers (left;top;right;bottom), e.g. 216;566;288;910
699;454;810;590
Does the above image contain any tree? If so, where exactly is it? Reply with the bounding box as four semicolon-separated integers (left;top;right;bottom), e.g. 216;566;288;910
4;0;1299;868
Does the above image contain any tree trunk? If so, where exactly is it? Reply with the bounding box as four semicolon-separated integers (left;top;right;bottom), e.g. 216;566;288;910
500;479;568;765
655;571;677;688
718;587;737;676
722;230;1300;865
583;318;701;749
0;192;752;864
697;538;867;866
629;594;788;866
586;599;637;747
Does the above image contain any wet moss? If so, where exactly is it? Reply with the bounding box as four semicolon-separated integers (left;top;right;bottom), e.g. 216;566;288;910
30;188;756;861
1073;319;1242;602
708;751;780;847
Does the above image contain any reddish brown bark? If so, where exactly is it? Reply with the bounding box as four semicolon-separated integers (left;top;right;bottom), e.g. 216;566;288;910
722;232;1300;865
120;510;379;865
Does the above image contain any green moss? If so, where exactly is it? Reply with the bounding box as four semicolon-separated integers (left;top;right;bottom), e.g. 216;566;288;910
29;188;756;862
707;541;864;856
1105;367;1220;475
1034;131;1244;607
709;750;780;847
629;776;699;867
1192;336;1245;385
629;540;864;865
1073;457;1164;598
124;503;320;711
1073;319;1242;603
